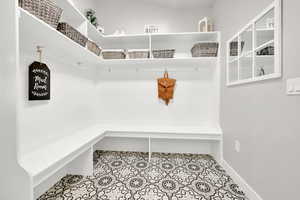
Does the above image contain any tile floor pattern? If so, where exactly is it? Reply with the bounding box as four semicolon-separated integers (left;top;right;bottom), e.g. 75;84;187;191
38;151;248;200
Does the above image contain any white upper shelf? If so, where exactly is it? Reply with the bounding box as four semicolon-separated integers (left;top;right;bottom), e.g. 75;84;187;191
55;0;86;28
19;5;219;68
19;8;100;68
100;57;218;67
151;32;219;42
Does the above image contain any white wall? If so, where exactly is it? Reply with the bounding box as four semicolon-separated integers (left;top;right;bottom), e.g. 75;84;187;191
93;0;213;34
95;66;219;128
0;0;31;199
18;54;98;157
213;0;300;199
69;0;96;14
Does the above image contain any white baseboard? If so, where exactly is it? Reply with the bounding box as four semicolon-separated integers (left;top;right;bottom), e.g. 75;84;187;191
222;160;263;200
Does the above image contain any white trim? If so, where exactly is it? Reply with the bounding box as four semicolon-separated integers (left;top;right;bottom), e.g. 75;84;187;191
226;0;282;86
102;49;126;52
227;73;281;86
222;160;263;200
127;49;150;52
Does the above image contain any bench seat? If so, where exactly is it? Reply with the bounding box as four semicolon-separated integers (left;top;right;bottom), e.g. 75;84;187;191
19;124;222;188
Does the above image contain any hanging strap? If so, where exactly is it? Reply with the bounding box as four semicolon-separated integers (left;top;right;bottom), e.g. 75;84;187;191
164;71;169;78
37;46;43;65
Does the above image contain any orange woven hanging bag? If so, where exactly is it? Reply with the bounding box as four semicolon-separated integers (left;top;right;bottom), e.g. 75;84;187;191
157;71;176;105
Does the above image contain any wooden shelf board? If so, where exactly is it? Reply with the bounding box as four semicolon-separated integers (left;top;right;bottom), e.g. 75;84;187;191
55;0;86;27
151;32;219;43
19;8;219;69
99;57;218;68
19;8;100;68
87;22;104;44
255;39;274;51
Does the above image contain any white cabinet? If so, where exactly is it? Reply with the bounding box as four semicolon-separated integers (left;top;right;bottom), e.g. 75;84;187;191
227;0;281;86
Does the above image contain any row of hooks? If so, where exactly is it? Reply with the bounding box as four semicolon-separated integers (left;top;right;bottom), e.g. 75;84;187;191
105;67;202;73
36;46;203;73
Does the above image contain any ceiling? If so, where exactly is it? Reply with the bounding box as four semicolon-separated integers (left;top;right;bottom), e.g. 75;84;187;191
140;0;216;8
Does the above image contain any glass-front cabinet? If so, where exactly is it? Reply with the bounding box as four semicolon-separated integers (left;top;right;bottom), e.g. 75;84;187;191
227;0;281;86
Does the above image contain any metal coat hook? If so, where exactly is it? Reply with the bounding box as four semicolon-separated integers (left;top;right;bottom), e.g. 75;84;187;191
37;46;44;63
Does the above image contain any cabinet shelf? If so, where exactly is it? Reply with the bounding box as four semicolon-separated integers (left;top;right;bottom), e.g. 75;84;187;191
87;22;103;43
255;39;274;51
100;57;218;67
55;0;86;28
226;0;281;86
19;7;219;69
19;8;100;68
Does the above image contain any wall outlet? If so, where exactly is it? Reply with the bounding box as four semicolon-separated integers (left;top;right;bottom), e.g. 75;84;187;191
235;140;240;153
287;78;300;95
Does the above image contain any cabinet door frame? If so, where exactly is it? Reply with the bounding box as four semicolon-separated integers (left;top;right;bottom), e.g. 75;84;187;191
226;0;282;86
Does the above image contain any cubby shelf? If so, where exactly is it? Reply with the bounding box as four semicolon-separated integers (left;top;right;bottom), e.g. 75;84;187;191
19;8;100;68
87;22;104;43
19;7;219;69
55;0;86;28
104;57;220;68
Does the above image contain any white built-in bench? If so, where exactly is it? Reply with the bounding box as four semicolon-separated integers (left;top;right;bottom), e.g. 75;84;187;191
19;124;222;198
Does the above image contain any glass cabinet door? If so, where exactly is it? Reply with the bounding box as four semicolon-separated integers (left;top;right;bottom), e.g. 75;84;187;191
240;25;253;56
240;53;253;80
227;36;239;83
229;37;239;62
228;60;238;82
254;8;275;77
227;0;280;86
255;8;275;48
239;25;254;80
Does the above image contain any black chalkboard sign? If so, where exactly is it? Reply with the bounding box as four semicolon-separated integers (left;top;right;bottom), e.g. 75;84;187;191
29;61;50;100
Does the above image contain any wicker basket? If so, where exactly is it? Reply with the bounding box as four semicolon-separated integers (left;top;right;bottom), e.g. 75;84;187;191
128;49;149;59
19;0;63;29
57;22;88;47
191;42;219;57
230;41;245;56
102;49;126;59
152;49;175;58
87;40;102;56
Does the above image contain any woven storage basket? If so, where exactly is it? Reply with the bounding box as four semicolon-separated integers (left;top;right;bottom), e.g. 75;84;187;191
157;72;176;105
191;42;219;57
57;22;88;47
128;49;149;59
87;40;102;56
102;50;126;59
152;49;175;58
19;0;63;28
230;41;245;56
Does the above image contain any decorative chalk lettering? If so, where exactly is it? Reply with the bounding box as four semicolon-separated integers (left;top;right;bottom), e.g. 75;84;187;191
29;61;50;100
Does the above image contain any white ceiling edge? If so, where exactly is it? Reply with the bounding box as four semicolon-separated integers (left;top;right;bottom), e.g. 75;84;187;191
139;0;216;8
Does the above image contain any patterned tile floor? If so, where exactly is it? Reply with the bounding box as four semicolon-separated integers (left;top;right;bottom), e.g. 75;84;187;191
38;151;248;200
